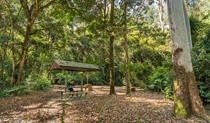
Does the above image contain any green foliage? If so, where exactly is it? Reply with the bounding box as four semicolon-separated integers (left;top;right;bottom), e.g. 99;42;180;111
114;61;124;86
191;17;210;103
88;78;104;85
148;66;173;100
54;72;67;85
197;81;210;103
53;71;104;86
192;37;210;103
4;0;210;104
131;61;155;85
0;0;171;92
97;62;110;84
0;85;30;98
0;59;12;87
127;21;171;89
120;61;155;88
30;75;51;91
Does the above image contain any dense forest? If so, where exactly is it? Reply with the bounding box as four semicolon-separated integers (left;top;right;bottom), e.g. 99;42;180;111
0;0;210;121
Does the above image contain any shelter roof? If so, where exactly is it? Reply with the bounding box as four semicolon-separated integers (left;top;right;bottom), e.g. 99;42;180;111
51;60;100;72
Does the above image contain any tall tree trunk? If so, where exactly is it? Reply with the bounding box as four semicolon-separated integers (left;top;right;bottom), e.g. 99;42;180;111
124;0;131;95
6;1;16;86
16;23;32;86
167;0;209;120
158;0;165;32
103;0;107;23
14;0;55;86
11;44;16;86
109;0;116;95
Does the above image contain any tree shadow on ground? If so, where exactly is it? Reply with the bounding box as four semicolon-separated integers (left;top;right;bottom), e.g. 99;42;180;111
64;86;209;123
0;86;209;123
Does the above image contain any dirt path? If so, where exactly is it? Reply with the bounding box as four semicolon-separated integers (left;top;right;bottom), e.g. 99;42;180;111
0;85;209;123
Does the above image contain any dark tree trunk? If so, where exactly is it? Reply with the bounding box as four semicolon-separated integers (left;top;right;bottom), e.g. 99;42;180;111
11;44;16;86
16;23;32;85
124;0;131;95
6;2;16;86
109;0;116;95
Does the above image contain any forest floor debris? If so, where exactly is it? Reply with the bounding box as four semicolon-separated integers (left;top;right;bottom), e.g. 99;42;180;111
0;85;209;123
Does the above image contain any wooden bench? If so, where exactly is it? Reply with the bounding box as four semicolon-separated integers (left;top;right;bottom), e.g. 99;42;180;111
59;91;89;99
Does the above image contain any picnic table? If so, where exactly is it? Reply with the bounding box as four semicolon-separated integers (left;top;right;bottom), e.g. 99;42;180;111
58;85;89;99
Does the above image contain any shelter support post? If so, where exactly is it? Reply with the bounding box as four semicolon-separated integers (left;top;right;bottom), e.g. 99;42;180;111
81;73;83;92
86;74;89;85
65;70;67;92
81;78;83;92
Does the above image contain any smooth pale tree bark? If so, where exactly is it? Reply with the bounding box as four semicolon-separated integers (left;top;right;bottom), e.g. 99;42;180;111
109;0;116;95
123;0;131;95
15;0;55;86
157;0;165;32
167;0;209;120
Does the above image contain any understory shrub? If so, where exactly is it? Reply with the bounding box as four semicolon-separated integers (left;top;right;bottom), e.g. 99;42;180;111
148;66;173;100
30;75;51;91
126;61;154;88
0;85;30;97
192;33;210;103
190;17;210;104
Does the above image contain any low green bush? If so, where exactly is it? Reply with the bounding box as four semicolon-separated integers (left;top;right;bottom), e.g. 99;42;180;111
192;40;210;103
191;17;210;104
0;85;30;97
148;66;173;100
120;61;154;88
30;75;51;91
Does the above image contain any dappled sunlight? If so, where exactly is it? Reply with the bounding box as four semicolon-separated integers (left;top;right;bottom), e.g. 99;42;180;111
65;86;174;123
0;90;62;122
116;92;126;95
1;0;209;122
23;103;43;110
0;86;209;123
125;96;173;107
90;86;110;96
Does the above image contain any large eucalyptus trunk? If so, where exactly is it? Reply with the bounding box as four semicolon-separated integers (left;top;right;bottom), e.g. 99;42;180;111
109;0;116;95
124;0;131;95
167;0;209;120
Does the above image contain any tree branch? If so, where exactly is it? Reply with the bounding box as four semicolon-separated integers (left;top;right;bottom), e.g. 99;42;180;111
31;0;56;25
39;0;56;11
19;0;30;20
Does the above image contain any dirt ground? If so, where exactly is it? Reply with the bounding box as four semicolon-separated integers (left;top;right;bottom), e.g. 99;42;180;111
0;85;209;123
